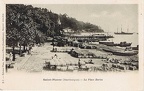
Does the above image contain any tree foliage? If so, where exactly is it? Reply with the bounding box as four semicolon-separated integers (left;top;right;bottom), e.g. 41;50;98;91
59;14;104;32
6;4;104;47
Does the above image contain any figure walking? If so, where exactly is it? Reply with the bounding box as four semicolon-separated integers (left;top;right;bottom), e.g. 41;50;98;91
54;54;58;58
78;59;81;69
9;52;13;62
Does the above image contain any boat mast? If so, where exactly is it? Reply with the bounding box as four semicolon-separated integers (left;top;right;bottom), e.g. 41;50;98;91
107;26;109;35
121;25;122;32
127;25;129;33
117;27;118;33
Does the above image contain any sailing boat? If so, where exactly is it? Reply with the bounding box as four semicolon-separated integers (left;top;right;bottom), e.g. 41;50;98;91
114;25;133;35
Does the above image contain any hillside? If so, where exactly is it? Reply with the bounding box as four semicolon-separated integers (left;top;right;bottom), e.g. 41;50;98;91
6;4;104;46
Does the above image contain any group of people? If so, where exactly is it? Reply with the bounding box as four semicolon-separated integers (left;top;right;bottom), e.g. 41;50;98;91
27;45;33;55
78;59;94;69
6;44;33;69
51;54;58;59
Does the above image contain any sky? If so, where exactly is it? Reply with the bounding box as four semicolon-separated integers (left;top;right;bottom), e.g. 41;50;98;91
32;4;138;33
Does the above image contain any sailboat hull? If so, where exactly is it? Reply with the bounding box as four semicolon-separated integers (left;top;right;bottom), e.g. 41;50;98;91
112;51;138;56
114;32;133;35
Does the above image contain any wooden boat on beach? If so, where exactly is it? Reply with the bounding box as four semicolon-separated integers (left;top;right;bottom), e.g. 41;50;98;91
99;41;115;46
103;47;138;56
99;41;131;47
111;50;138;56
118;41;132;47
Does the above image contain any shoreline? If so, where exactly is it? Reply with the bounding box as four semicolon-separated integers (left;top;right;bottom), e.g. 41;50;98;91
6;42;138;73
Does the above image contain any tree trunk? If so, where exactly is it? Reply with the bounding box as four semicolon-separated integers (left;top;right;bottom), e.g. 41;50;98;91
19;44;22;56
23;45;26;52
12;46;15;61
52;36;54;51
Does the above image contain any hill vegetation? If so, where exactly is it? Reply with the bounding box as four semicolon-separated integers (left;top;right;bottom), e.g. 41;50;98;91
6;4;104;45
6;4;104;59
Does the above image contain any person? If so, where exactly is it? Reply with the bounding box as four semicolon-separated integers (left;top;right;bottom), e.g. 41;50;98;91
78;59;81;69
46;61;51;69
54;54;57;58
9;52;13;62
6;52;13;70
27;45;32;55
89;59;94;64
27;45;30;54
54;48;57;52
29;45;32;54
69;48;74;54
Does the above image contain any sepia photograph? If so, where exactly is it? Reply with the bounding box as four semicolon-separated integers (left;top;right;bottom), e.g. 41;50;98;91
1;1;143;90
5;4;138;73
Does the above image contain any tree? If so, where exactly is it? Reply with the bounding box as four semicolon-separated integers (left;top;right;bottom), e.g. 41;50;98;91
6;4;104;59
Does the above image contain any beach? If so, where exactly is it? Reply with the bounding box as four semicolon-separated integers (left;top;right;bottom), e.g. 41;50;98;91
6;40;138;73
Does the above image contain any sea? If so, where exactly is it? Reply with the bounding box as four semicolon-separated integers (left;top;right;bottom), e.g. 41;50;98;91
108;32;138;47
80;32;138;47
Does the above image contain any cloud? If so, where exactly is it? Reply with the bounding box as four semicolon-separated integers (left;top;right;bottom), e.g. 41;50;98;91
90;11;122;18
111;12;122;17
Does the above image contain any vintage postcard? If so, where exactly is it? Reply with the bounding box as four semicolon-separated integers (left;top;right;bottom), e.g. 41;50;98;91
0;0;143;91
